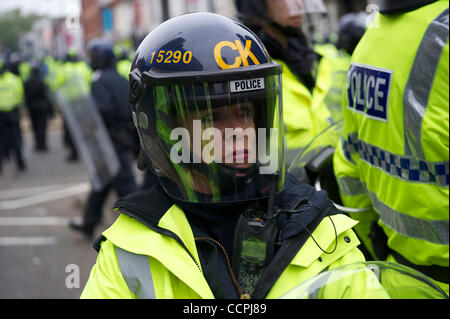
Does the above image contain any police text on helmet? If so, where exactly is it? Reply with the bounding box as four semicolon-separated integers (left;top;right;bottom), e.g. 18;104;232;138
230;78;265;93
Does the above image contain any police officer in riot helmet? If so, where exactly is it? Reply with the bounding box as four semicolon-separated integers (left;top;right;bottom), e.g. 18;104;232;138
235;0;334;167
69;39;138;238
235;0;322;92
0;57;26;173
81;13;369;299
24;63;54;152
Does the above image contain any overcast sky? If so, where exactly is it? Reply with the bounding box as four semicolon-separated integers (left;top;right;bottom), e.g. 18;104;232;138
0;0;81;18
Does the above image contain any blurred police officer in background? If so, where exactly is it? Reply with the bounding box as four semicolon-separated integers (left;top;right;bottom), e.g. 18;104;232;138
24;63;54;152
60;48;92;162
0;58;26;174
69;39;138;239
320;12;367;122
333;0;449;294
235;0;334;166
114;45;132;80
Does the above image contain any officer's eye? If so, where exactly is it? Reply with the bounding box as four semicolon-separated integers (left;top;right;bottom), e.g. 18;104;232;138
201;114;214;123
202;110;225;123
238;106;254;119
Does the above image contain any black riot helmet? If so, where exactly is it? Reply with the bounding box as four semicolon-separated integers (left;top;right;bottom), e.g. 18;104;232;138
129;12;284;203
235;0;268;25
65;47;79;62
86;38;115;70
336;12;367;55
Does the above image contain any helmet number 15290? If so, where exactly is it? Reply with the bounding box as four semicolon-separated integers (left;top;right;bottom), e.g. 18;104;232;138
150;50;193;65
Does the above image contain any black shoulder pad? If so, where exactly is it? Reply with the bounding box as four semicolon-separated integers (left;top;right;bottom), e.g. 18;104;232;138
93;235;107;253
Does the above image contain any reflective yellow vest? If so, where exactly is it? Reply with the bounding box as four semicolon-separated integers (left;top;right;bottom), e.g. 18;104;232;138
278;59;333;167
333;1;449;293
81;204;366;299
58;61;92;102
0;71;24;112
117;59;132;80
43;57;65;93
321;49;352;123
18;62;31;82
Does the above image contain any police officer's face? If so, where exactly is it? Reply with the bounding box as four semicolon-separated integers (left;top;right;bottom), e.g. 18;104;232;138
266;0;304;28
183;102;257;170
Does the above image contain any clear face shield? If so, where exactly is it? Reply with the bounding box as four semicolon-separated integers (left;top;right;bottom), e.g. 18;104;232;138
267;0;327;29
135;68;285;203
300;0;328;37
284;0;304;17
283;0;327;15
265;0;329;44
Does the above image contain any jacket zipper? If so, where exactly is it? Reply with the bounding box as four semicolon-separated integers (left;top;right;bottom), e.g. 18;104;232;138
115;207;203;273
195;236;250;299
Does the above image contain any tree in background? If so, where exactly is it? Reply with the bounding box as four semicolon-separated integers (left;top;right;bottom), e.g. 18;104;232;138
0;9;40;53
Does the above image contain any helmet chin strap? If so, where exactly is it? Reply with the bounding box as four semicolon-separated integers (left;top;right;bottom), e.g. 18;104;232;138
216;163;256;188
137;150;148;171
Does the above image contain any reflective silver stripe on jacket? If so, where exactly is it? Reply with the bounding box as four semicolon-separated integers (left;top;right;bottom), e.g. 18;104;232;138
307;271;332;299
337;176;367;196
404;8;449;158
337;176;449;244
368;191;449;245
337;165;449;245
115;246;156;299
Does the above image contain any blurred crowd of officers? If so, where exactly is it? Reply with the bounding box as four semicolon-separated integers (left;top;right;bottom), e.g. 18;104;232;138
0;11;362;176
0;45;133;173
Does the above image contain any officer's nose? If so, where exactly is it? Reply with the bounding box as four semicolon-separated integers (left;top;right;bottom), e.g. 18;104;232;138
231;112;251;130
285;0;304;17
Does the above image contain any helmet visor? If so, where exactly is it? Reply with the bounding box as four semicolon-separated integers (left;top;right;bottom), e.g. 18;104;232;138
135;70;284;203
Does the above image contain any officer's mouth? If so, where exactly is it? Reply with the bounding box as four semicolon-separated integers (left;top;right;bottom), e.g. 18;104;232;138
289;15;303;27
224;149;251;168
232;149;248;162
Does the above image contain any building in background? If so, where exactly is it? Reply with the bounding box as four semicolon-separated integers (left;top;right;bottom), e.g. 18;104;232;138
20;2;84;59
80;0;237;49
18;0;378;60
79;0;377;49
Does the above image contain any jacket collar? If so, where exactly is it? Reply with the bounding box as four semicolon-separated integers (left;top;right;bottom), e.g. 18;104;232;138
108;185;214;298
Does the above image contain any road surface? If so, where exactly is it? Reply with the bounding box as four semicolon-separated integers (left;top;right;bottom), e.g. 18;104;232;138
0;115;143;298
